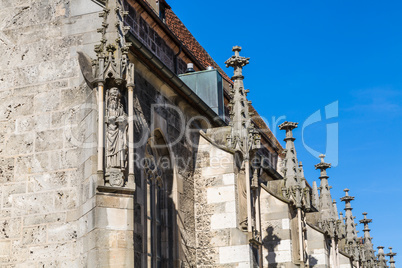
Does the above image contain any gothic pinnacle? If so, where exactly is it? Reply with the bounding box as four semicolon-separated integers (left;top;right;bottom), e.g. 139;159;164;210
278;121;307;209
225;46;250;80
278;121;301;187
341;189;355;210
315;154;331;178
359;212;372;238
359;212;375;267
315;154;337;236
341;189;359;260
299;161;305;179
92;0;132;83
225;46;259;155
315;155;332;205
377;246;388;268
332;199;339;219
387;247;397;268
279;121;298;142
312;181;319;208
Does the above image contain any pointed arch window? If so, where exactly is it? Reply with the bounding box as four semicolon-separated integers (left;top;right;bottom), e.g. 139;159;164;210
144;136;175;267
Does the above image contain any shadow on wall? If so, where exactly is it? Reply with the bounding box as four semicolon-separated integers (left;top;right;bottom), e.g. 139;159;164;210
262;226;281;268
309;255;318;267
262;225;319;267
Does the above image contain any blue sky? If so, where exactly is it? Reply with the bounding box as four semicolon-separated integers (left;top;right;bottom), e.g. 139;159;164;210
170;0;402;262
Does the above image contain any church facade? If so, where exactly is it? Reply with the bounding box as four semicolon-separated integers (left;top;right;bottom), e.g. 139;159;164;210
0;0;396;267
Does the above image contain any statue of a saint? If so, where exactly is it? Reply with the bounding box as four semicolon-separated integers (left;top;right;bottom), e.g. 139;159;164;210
105;87;127;182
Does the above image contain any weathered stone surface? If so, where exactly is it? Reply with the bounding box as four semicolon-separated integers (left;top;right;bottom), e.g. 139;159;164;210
13;192;55;215
28;171;71;192
26;242;78;262
219;245;252;264
207;185;236;204
54;190;77;210
47;222;78;243
4;132;34;155
0;240;11;256
2;182;26;207
0;218;21;239
21;225;47;245
16;153;47;172
0;157;14;183
23;212;65;226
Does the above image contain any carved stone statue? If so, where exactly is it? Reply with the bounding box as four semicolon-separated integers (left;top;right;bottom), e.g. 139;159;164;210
105;87;127;186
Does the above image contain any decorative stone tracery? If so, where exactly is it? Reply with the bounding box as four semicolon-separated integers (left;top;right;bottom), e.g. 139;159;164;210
85;0;135;189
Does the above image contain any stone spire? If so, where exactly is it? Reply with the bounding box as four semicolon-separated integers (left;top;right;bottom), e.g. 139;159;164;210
332;199;339;220
225;46;261;244
339;212;346;237
299;161;305;179
315;155;334;220
386;247;397;268
312;181;319;209
225;46;260;156
359;212;375;266
278;122;310;209
340;189;359;261
339;211;344;222
93;0;133;84
377;246;388;268
279;122;301;188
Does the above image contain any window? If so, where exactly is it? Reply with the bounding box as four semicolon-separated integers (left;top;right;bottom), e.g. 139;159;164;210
144;135;175;267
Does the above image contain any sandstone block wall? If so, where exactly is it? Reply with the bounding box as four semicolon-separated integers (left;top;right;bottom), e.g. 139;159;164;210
339;252;353;268
306;224;330;268
260;190;294;267
0;0;102;266
193;134;252;267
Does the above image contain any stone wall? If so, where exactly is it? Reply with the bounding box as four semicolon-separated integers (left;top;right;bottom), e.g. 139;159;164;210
260;189;294;267
306;224;330;268
339;252;353;268
193;133;253;267
0;0;103;266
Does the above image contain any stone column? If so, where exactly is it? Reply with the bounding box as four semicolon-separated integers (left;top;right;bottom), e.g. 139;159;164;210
97;81;105;185
126;63;135;189
244;158;253;235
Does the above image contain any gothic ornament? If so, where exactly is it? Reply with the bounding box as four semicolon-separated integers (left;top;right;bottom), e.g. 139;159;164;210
105;87;128;186
225;46;261;245
91;0;135;188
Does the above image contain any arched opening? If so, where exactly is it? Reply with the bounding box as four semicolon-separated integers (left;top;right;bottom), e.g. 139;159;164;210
143;130;176;267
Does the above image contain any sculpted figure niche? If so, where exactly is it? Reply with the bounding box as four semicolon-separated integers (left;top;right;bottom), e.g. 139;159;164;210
105;87;128;187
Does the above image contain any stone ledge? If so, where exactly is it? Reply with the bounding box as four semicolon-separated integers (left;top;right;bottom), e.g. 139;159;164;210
97;186;135;195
